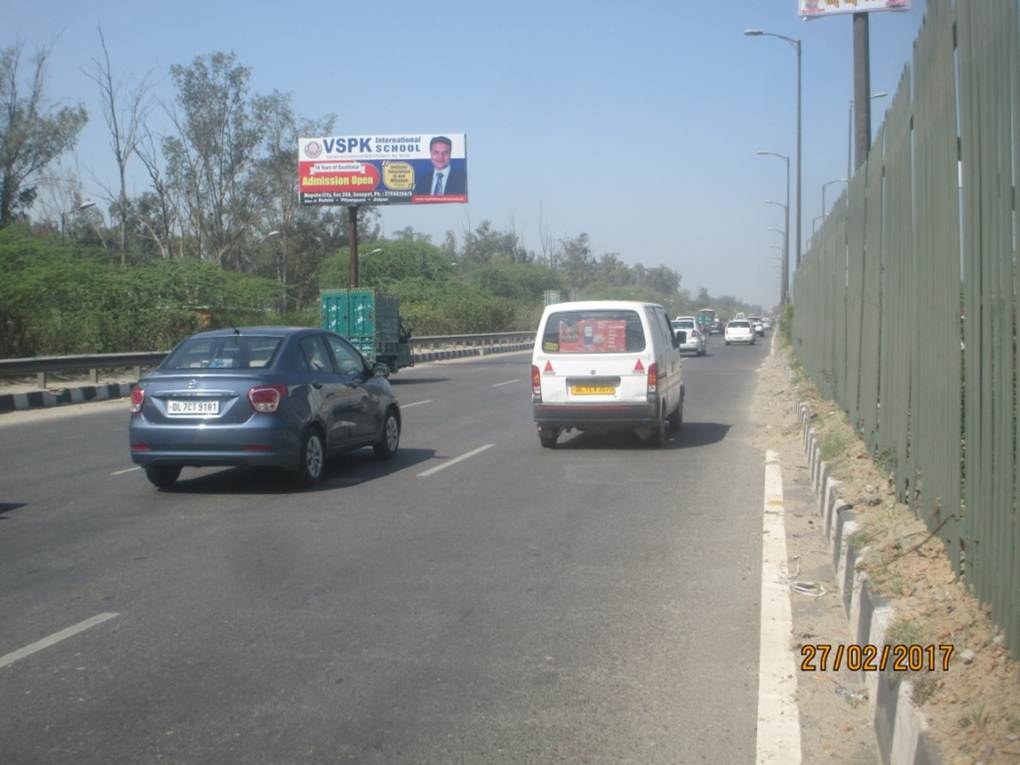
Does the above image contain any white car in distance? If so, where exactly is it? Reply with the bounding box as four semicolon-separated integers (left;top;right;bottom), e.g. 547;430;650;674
671;317;706;356
724;319;756;346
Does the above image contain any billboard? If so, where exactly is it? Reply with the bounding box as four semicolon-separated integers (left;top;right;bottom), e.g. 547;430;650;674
298;133;467;206
799;0;910;17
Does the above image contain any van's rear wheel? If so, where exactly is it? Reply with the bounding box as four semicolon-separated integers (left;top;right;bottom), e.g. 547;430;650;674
668;395;683;432
538;427;559;448
654;405;669;448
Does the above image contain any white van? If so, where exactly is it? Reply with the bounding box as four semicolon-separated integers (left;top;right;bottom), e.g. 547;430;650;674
531;300;685;448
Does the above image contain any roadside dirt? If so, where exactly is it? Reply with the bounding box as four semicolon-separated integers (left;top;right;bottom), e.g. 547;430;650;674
754;336;1020;765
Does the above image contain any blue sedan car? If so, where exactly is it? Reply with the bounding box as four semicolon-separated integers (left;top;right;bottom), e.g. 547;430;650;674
129;327;401;489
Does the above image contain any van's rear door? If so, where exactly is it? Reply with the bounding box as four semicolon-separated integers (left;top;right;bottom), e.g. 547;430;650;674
534;308;651;404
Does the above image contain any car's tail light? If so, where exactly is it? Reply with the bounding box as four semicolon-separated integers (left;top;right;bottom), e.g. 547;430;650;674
531;365;542;402
131;443;151;451
248;384;287;413
129;387;145;414
646;362;659;396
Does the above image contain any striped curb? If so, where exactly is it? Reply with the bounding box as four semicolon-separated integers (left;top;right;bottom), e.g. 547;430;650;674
793;396;944;765
0;344;534;416
0;382;136;414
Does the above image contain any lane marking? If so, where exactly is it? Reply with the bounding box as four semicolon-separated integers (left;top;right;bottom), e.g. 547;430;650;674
417;444;495;478
400;399;433;409
492;379;520;388
756;450;802;764
0;613;120;670
111;466;141;476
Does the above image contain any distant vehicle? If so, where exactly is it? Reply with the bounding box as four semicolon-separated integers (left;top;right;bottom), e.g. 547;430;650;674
129;327;401;489
532;300;684;448
710;319;724;335
724;320;756;346
671;317;707;356
696;307;716;337
748;316;765;337
321;288;413;374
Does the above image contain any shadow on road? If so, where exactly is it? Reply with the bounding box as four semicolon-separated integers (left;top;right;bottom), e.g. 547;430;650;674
161;447;437;495
555;421;731;450
388;377;449;386
0;502;27;519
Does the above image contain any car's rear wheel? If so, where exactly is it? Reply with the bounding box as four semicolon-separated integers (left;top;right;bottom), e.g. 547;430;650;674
373;408;400;459
654;403;669;448
295;427;325;486
145;465;181;489
538;426;559;448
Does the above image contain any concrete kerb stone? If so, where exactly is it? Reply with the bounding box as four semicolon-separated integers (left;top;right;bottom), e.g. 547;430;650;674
783;371;943;765
0;382;136;414
0;344;534;416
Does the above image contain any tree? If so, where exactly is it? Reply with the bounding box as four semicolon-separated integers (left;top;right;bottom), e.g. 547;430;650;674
462;220;531;265
162;52;264;268
82;25;153;261
0;42;87;228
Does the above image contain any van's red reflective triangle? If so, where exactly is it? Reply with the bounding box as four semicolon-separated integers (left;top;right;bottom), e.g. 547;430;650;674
543;360;554;373
633;359;645;373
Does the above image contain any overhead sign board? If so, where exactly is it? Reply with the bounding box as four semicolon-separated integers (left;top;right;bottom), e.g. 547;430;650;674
799;0;910;17
298;133;468;206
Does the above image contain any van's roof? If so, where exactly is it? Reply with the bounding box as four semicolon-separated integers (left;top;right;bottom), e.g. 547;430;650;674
541;300;662;313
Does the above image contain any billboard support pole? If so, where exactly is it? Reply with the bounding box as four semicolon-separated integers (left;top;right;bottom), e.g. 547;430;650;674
348;205;360;288
853;13;871;169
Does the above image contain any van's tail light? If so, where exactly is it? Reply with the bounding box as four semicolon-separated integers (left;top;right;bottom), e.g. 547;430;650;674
646;362;659;397
531;365;542;402
248;384;287;413
129;387;145;414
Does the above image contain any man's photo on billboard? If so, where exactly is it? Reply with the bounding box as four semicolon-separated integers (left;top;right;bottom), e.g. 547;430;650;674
414;136;466;196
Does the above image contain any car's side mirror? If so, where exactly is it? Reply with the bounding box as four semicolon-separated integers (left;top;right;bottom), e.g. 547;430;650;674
372;362;390;378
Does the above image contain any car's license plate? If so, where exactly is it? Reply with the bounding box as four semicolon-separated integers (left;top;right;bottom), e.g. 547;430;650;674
570;385;616;395
167;399;219;415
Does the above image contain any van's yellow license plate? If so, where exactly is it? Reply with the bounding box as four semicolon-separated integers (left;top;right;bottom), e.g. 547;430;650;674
570;385;616;395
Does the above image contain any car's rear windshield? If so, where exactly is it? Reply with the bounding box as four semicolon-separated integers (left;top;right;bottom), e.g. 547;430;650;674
672;320;695;329
162;335;283;370
541;310;645;353
729;321;750;328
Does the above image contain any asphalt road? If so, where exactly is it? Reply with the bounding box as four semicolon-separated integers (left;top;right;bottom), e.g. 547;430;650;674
0;338;771;764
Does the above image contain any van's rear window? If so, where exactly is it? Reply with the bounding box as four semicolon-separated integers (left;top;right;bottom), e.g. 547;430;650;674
541;310;645;353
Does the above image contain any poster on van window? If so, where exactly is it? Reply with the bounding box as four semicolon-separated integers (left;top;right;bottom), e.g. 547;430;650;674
798;0;909;18
557;320;627;353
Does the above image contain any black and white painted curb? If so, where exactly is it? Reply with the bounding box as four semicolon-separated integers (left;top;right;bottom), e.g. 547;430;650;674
0;344;534;416
793;391;944;765
0;382;136;414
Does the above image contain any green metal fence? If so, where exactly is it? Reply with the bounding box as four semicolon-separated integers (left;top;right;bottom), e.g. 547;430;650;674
791;0;1019;657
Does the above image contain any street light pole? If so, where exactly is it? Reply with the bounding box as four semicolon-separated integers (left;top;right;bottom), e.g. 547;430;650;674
757;150;790;305
764;200;789;305
60;201;96;240
747;29;802;272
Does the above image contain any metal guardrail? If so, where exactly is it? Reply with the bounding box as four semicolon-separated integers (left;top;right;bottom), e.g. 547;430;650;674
0;331;537;386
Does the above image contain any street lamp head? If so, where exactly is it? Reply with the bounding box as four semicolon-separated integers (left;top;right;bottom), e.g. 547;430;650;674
744;29;763;36
78;201;95;211
765;200;787;209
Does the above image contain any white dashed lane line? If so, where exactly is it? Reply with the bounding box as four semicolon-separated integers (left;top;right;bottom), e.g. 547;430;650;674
400;400;434;409
0;613;120;670
492;379;520;388
111;466;142;476
417;444;495;478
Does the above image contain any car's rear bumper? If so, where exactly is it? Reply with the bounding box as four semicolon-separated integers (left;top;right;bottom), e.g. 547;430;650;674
129;416;301;470
726;336;755;344
533;401;657;428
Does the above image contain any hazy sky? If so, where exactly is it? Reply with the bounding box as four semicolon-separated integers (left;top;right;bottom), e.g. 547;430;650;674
6;0;927;308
